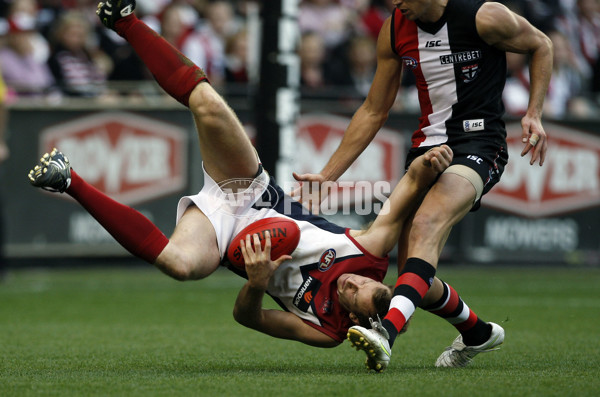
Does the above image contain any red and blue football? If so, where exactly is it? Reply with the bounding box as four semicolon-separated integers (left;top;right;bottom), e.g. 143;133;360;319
227;217;301;269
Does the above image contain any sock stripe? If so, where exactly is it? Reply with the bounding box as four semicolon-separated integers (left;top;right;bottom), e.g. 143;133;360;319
430;283;460;316
425;280;488;343
446;299;465;319
446;301;470;324
455;310;478;332
424;282;450;311
385;307;408;333
394;284;424;306
390;295;416;319
383;258;436;345
395;272;430;298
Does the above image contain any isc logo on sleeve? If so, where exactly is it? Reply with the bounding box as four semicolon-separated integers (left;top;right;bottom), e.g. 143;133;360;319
463;119;484;132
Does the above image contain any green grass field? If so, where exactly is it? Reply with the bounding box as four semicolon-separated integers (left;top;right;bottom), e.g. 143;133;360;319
1;265;599;396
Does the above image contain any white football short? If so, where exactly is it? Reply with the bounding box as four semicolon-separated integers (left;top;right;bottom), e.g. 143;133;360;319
176;163;273;260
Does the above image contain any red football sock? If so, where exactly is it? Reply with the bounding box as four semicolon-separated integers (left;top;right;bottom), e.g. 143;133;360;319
66;170;169;264
113;14;208;107
382;258;436;346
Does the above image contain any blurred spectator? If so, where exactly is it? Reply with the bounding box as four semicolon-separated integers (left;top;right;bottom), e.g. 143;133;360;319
0;67;8;163
299;31;328;89
96;27;148;83
224;29;249;83
5;0;51;62
500;0;561;32
359;0;394;40
0;69;8;280
573;0;600;101
136;0;172;18
195;0;243;85
556;0;600;89
47;10;111;97
544;30;594;118
0;13;56;97
503;51;530;116
160;2;202;62
504;30;595;118
299;0;357;52
329;34;377;98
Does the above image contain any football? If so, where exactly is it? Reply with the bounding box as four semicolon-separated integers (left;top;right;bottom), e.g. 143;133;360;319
227;217;301;269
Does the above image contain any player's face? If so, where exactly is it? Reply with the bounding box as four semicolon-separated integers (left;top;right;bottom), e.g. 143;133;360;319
392;0;436;21
337;273;383;316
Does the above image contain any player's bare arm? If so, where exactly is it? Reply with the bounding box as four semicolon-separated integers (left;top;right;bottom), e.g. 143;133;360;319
354;145;453;257
476;2;553;166
232;232;339;347
292;17;403;212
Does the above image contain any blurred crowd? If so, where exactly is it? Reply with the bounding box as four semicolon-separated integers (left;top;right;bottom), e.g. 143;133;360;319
0;0;599;118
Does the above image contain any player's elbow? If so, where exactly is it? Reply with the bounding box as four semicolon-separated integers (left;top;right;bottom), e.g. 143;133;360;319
232;306;257;329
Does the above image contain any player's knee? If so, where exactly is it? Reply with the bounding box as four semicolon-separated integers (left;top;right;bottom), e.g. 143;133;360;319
155;257;207;281
167;264;196;281
189;86;229;123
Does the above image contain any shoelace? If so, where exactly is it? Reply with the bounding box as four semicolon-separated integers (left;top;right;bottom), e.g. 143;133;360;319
368;315;390;340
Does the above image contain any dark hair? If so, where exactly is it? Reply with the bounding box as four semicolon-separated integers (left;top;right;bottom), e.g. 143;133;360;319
354;284;393;328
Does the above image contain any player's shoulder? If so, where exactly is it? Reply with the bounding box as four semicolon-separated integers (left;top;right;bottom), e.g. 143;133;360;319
475;1;516;24
475;1;520;42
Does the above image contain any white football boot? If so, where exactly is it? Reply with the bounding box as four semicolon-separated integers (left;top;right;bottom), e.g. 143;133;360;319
435;322;505;368
347;317;392;372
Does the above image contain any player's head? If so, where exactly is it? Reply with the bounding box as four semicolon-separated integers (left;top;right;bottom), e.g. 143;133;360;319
337;274;392;327
393;0;438;22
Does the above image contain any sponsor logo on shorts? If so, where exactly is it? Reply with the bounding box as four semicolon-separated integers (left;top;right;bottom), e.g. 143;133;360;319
463;119;484;132
318;249;336;272
467;154;484;164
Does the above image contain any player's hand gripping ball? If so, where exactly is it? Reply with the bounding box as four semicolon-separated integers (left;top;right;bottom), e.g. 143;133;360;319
227;217;301;269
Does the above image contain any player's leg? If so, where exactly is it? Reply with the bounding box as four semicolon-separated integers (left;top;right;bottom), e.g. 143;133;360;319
28;150;220;280
187;82;259;184
97;1;258;185
421;278;504;367
406;172;476;266
155;206;221;280
347;171;478;372
380;172;478;345
421;278;492;346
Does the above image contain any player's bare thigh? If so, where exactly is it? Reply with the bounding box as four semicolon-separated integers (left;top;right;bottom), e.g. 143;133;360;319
188;82;259;187
154;206;221;280
408;172;477;265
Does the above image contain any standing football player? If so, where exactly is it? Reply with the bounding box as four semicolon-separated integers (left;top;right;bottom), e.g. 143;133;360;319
293;0;552;371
